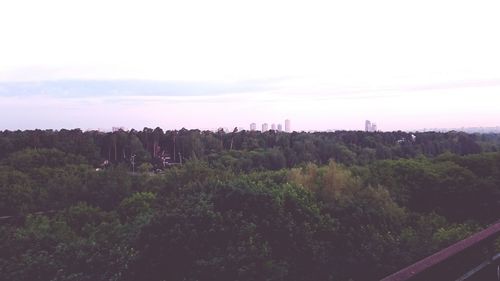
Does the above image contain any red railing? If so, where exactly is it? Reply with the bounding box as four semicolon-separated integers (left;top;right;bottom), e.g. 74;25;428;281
381;220;500;281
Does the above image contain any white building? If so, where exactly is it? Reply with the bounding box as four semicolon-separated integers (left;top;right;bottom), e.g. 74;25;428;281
365;120;378;132
277;124;283;132
262;123;269;132
250;123;256;131
285;119;291;132
271;123;276;131
365;120;372;132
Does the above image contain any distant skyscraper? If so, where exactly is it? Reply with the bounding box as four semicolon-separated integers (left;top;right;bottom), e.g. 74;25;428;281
277;124;283;132
271;123;276;131
365;120;372;132
262;123;269;132
250;123;256;131
285;119;291;132
365;120;377;132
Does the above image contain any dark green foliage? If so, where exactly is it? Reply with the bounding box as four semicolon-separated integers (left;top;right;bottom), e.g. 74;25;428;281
0;211;135;281
126;179;335;281
1;129;498;172
365;154;500;223
3;148;86;173
118;192;156;222
0;129;499;281
0;167;34;215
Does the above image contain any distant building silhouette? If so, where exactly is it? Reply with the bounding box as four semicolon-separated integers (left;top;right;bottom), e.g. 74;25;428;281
285;119;291;132
271;124;276;131
112;126;126;132
365;120;372;132
277;124;283;132
365;120;377;132
250;123;256;131
262;123;269;132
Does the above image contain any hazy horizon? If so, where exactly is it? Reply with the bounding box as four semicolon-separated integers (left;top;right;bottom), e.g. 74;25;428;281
1;0;499;131
1;78;499;132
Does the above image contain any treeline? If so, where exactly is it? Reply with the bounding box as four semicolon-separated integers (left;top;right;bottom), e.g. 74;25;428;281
1;128;499;171
1;142;499;280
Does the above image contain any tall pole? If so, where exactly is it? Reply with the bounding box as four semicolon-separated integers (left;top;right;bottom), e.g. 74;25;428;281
173;132;176;162
131;154;136;173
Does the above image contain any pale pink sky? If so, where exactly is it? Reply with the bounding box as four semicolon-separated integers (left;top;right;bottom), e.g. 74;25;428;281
0;0;499;131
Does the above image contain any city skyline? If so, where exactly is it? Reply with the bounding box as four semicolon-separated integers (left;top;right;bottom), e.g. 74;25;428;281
0;76;499;132
250;120;289;132
88;124;500;134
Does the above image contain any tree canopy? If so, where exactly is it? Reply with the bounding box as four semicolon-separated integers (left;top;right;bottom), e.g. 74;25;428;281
0;129;499;281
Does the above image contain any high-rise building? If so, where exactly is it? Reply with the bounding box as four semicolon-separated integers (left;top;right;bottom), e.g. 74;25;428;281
271;124;276;131
262;123;269;132
365;120;372;132
277;124;283;132
365;120;378;132
285;119;291;132
250;123;256;131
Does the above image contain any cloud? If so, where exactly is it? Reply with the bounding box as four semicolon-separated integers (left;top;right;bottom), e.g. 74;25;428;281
0;78;286;99
1;77;500;131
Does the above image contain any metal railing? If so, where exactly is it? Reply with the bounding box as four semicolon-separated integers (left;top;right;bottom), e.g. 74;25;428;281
381;220;500;281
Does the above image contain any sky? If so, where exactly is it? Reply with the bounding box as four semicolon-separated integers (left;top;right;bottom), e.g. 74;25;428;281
0;0;499;131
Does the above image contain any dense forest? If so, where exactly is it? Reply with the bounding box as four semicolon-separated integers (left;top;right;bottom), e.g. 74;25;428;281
1;128;500;281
